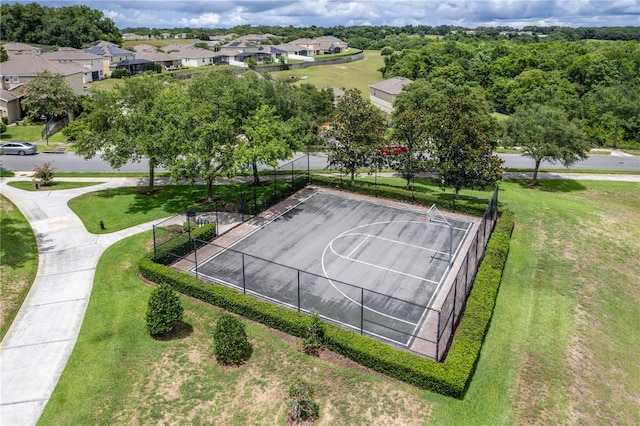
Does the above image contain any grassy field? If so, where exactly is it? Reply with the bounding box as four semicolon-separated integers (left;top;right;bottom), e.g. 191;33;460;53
1;124;68;144
0;194;38;340
269;50;385;96
40;179;640;424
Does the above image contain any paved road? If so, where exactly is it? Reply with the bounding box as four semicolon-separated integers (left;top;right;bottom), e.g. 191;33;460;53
1;151;639;173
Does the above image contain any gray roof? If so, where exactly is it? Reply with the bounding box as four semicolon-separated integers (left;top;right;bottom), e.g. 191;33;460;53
173;47;217;59
369;77;414;95
2;42;41;52
42;48;103;61
84;41;134;57
0;56;85;77
0;88;19;102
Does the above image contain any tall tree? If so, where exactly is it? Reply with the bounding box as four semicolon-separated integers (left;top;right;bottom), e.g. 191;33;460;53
428;98;504;198
390;99;431;189
20;70;77;122
327;88;387;181
238;104;293;185
73;74;175;193
167;72;239;201
506;104;589;184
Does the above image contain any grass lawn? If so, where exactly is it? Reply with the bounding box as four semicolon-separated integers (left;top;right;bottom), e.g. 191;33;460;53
7;181;103;191
0;194;38;340
41;179;640;424
269;50;385;96
68;181;294;233
1;124;68;144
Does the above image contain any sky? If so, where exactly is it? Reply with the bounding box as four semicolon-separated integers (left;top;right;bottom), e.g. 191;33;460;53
13;1;640;29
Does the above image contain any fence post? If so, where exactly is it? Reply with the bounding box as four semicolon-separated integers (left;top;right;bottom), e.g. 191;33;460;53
297;270;301;313
242;254;246;294
194;238;198;279
452;278;457;337
291;161;294;187
436;310;440;361
360;288;364;335
152;225;157;261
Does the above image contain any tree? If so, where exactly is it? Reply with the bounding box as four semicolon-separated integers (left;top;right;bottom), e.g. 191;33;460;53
327;88;387;181
287;379;319;422
0;46;8;62
167;73;238;202
428;98;504;198
20;70;78;122
213;314;252;365
145;283;184;336
301;313;326;356
73;74;176;193
506;104;589;184
238;104;293;185
583;83;640;148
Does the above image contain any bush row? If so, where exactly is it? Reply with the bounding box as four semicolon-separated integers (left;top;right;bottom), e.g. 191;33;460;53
139;210;514;398
153;224;216;265
310;174;490;217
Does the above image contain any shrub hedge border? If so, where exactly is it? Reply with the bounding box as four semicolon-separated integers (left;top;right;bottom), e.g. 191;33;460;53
140;204;514;398
153;223;217;265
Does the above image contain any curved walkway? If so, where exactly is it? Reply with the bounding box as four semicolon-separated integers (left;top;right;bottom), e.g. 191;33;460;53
0;172;638;425
0;177;181;426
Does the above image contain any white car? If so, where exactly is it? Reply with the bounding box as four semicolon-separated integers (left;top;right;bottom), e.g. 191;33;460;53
0;142;38;155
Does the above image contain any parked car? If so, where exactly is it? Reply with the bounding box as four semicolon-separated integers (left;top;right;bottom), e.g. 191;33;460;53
0;142;38;155
377;144;409;155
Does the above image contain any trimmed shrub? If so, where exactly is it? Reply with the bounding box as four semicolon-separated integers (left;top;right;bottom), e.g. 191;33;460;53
145;283;184;336
287;379;319;422
111;68;130;79
213;314;252;365
0;121;6;134
33;162;55;186
153;223;216;265
302;313;325;355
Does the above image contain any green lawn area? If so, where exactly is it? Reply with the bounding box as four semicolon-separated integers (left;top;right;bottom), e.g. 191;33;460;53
269;50;385;96
0;194;38;340
7;180;103;191
1;124;68;144
41;179;640;424
68;181;293;233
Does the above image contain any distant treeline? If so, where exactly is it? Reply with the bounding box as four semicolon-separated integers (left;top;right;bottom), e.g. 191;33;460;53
0;2;121;48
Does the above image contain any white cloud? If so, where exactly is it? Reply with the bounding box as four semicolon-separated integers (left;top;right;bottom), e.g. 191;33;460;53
179;12;221;27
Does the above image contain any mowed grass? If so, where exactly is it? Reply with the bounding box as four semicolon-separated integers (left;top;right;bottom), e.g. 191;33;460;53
7;180;103;191
0;194;38;340
270;50;385;95
41;179;640;424
1;124;67;144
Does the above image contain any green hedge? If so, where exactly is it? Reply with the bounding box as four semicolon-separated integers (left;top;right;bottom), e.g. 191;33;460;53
310;175;489;217
139;210;514;398
153;224;216;265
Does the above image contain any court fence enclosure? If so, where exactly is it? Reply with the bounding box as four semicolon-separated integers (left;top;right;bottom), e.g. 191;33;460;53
152;157;499;362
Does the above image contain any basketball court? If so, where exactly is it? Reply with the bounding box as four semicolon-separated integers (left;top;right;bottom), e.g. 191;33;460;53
193;189;477;348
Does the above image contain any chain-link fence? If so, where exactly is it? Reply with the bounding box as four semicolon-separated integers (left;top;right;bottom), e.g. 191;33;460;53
155;178;499;361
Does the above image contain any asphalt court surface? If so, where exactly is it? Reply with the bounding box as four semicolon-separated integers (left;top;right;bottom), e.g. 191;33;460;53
195;190;474;346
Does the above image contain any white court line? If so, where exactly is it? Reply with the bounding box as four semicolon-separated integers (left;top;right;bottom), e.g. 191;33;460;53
330;236;441;286
345;234;370;259
343;231;451;258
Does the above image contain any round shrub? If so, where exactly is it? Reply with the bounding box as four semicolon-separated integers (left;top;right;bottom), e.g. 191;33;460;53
213;314;252;365
145;283;184;336
287;379;319;422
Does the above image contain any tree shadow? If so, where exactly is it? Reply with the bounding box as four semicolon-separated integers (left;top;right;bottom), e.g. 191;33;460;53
152;321;193;341
0;215;38;269
509;178;587;193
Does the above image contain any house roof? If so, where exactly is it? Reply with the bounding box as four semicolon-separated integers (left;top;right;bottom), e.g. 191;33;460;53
84;40;134;57
42;47;103;61
315;36;344;43
276;43;311;53
0;88;19;102
173;47;217;59
1;42;41;52
0;56;85;77
134;49;181;62
369;77;414;95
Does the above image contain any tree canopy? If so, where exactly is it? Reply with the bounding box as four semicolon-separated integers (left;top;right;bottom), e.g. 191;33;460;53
20;70;78;121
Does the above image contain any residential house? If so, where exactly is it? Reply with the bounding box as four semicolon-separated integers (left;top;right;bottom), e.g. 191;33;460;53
275;43;315;61
173;47;218;67
83;40;135;77
42;47;104;82
368;76;413;113
0;56;86;123
133;45;182;70
115;59;156;75
0;88;21;124
233;34;274;43
314;36;348;53
122;33;145;40
288;38;319;56
2;42;42;56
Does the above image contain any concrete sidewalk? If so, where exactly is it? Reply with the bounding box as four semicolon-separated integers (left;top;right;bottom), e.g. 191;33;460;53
0;177;182;425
